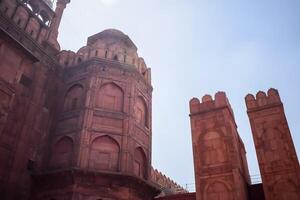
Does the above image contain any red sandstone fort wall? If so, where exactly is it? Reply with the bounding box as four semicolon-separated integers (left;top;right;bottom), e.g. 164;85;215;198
155;192;196;200
0;18;62;200
1;0;300;200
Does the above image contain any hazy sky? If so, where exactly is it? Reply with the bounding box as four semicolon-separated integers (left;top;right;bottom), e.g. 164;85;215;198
57;0;300;191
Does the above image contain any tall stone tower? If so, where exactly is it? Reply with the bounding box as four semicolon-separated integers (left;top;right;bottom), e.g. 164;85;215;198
0;0;69;199
245;88;300;200
189;92;250;200
31;29;159;200
48;0;70;50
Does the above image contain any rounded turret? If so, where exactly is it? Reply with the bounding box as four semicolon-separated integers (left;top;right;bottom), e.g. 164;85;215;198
58;29;151;84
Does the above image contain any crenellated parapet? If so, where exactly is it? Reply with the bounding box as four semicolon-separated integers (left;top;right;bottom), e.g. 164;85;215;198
0;0;71;51
189;91;235;119
47;0;70;50
151;167;188;196
245;88;300;200
189;91;250;200
245;88;281;111
0;0;55;42
57;29;152;84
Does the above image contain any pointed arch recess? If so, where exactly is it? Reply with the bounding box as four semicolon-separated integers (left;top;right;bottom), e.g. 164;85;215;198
50;136;73;168
204;181;232;200
63;84;84;111
89;135;120;171
97;82;124;112
135;96;148;128
134;147;147;179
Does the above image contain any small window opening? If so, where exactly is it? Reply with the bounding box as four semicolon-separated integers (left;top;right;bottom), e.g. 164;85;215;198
124;55;127;63
95;50;98;56
78;57;82;63
64;60;69;66
105;50;108;58
113;55;118;61
71;98;78;110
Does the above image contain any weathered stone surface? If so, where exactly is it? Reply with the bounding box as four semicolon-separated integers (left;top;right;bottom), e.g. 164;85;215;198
246;89;300;200
189;92;250;200
1;0;299;199
156;192;196;200
0;0;166;199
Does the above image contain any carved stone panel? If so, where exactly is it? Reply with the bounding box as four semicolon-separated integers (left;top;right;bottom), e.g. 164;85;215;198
92;116;123;133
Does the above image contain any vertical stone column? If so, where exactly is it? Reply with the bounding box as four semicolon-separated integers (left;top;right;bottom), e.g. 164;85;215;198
189;92;249;200
48;0;70;50
245;88;300;200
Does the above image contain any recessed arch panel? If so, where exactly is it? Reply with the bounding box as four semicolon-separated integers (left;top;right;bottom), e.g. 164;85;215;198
89;136;120;171
205;181;232;200
63;84;84;111
134;147;147;179
50;136;73;168
97;83;124;112
135;97;148;128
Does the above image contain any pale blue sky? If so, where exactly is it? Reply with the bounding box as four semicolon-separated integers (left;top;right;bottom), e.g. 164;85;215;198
58;0;300;191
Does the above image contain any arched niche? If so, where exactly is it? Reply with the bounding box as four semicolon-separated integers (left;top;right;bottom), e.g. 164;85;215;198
201;131;227;165
50;136;73;168
273;180;299;200
37;27;47;43
97;83;124;112
133;147;147;179
63;84;84;111
134;97;148;128
89;136;120;171
0;0;17;18
26;17;40;39
13;6;29;29
205;181;232;200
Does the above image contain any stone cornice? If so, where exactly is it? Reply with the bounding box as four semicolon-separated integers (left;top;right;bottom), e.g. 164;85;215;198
64;58;153;91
